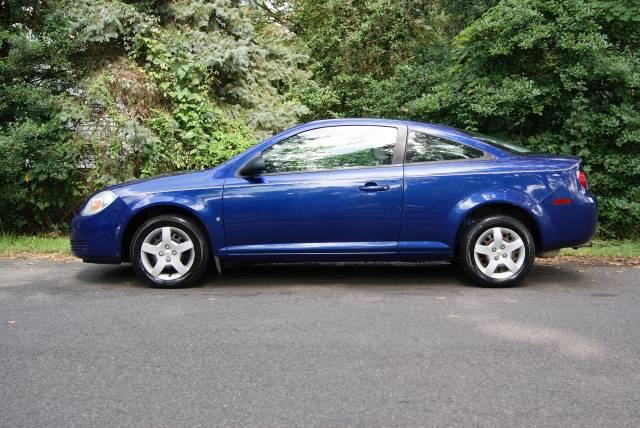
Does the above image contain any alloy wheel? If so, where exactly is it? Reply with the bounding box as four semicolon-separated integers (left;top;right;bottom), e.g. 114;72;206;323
473;226;526;279
139;226;195;280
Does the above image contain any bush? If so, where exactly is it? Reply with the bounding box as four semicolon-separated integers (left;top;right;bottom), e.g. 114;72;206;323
2;0;639;239
0;0;303;233
0;119;89;233
407;0;640;239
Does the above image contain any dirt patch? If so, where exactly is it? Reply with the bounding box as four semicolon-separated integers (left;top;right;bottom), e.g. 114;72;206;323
537;255;640;267
0;253;78;262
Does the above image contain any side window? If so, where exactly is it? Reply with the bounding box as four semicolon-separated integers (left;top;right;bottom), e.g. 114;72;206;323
405;131;485;163
262;126;398;174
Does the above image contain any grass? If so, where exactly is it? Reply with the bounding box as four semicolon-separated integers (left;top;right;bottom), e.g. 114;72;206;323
560;240;640;258
0;235;638;259
0;235;71;257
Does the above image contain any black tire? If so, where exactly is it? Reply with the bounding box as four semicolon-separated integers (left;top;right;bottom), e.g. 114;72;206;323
130;215;211;288
459;215;535;287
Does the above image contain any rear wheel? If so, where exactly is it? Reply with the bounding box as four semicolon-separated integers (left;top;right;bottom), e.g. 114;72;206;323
131;215;210;288
460;215;534;287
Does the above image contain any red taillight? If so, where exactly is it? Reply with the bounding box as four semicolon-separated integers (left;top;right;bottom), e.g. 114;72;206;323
577;170;588;189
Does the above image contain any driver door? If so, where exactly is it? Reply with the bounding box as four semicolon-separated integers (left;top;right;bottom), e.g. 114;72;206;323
221;125;406;256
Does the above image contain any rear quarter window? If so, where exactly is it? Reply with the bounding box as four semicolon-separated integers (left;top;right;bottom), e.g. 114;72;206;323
406;131;485;163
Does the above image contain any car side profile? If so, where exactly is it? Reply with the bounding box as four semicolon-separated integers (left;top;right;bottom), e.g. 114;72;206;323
70;119;597;288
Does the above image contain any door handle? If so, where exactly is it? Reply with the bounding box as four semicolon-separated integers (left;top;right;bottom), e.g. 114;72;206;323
359;182;390;192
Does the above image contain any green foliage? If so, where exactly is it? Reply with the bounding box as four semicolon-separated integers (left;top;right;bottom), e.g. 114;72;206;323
407;0;640;238
1;0;639;239
560;239;640;258
0;117;89;232
286;0;497;120
68;0;306;179
134;33;254;174
289;0;639;238
0;234;71;257
288;0;435;119
1;0;306;232
67;0;156;43
0;1;90;233
593;1;640;23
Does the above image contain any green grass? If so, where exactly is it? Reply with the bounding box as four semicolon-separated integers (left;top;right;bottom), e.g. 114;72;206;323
0;235;71;257
560;240;640;258
0;235;638;259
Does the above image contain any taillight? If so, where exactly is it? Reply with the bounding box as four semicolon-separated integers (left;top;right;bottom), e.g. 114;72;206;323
577;170;588;189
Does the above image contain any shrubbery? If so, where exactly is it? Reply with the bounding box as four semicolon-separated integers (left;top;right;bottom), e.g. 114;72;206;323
0;0;638;238
289;0;640;239
408;0;640;238
0;0;303;232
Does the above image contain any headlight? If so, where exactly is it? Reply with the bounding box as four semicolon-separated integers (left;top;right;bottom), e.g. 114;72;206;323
81;190;118;216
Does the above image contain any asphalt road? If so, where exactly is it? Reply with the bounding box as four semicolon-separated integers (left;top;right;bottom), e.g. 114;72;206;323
1;259;639;427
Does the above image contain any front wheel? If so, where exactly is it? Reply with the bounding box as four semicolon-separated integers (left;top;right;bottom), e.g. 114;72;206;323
130;215;211;288
460;215;535;287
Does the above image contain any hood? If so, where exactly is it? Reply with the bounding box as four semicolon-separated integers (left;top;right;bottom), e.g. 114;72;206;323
105;170;197;192
108;163;228;196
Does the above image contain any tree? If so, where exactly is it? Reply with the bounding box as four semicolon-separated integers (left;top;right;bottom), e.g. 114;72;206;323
66;0;307;179
1;0;638;238
285;0;497;120
409;0;640;238
0;1;91;231
0;0;309;232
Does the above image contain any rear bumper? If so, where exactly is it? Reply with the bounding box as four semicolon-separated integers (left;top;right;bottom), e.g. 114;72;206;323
541;191;597;251
70;198;131;263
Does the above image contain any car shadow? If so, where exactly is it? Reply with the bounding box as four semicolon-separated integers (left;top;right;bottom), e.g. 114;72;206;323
217;262;468;288
75;264;148;289
74;261;585;290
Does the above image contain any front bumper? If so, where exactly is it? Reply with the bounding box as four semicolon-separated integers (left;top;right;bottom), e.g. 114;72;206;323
70;198;131;263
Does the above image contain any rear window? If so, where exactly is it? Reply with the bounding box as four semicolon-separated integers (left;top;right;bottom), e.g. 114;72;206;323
405;131;485;163
464;130;531;155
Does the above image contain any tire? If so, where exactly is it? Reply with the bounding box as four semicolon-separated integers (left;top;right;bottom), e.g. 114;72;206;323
459;215;535;287
130;215;211;288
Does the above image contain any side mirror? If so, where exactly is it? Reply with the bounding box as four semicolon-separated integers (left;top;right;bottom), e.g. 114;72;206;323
239;154;266;176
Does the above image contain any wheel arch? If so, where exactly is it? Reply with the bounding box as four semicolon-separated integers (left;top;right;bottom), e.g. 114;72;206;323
121;204;212;262
453;202;543;259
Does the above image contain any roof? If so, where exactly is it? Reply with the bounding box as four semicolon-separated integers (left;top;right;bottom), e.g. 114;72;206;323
302;118;470;139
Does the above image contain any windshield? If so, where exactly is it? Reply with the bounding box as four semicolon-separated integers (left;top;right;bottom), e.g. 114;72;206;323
462;130;532;155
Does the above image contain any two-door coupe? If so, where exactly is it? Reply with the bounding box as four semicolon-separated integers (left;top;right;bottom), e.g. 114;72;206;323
71;119;597;287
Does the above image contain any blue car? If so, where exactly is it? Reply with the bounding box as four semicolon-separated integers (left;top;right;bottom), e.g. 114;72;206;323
71;119;597;288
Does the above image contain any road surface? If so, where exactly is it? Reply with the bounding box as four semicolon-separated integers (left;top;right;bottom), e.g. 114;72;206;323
1;260;639;427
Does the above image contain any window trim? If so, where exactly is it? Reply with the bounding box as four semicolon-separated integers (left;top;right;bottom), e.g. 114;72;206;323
236;124;408;177
249;162;403;177
402;129;494;165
